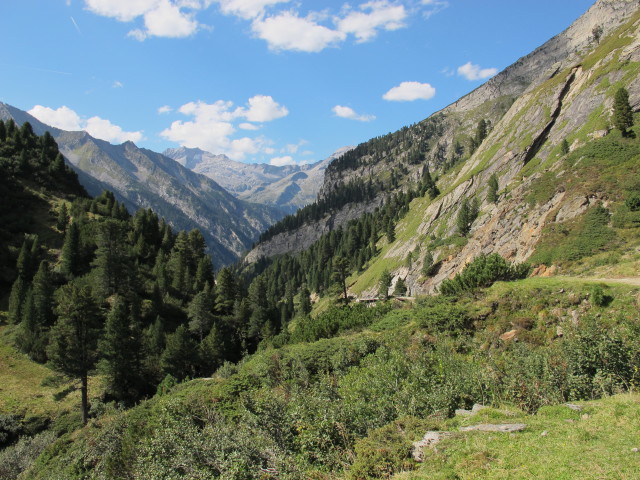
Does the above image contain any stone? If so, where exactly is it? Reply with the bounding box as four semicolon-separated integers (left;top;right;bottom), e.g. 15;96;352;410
412;431;452;461
500;329;518;341
581;413;590;420
459;423;527;433
556;325;564;337
540;430;549;437
632;448;639;453
565;403;582;411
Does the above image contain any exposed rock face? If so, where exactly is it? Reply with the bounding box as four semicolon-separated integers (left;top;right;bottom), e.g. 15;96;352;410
0;103;283;265
246;0;640;271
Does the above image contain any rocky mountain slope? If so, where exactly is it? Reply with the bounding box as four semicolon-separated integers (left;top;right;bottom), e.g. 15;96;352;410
245;0;640;295
164;146;353;213
0;104;284;265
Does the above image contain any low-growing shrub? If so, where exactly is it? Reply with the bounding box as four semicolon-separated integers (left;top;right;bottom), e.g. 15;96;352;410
439;254;530;296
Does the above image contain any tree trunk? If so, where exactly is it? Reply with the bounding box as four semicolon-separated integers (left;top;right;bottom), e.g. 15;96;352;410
81;374;89;425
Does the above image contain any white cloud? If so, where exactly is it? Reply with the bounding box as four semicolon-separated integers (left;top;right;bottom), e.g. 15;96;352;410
161;95;287;160
28;105;82;131
84;0;159;22
84;116;144;143
252;11;346;52
269;155;295;166
382;81;436;101
85;0;202;40
112;80;124;88
243;95;288;122
28;104;143;143
332;105;375;122
140;0;199;39
457;61;498;81
158;105;173;114
215;0;289;20
336;1;406;43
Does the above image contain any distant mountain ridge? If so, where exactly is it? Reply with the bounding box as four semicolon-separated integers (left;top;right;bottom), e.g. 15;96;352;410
164;146;353;213
0;103;284;265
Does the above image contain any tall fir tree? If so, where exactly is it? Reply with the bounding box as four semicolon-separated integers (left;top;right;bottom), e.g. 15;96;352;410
61;221;80;279
613;87;634;137
98;296;144;404
487;173;499;204
48;285;101;424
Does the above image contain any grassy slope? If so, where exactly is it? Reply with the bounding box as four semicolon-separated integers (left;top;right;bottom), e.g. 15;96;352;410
396;394;640;480
0;325;102;421
18;274;640;479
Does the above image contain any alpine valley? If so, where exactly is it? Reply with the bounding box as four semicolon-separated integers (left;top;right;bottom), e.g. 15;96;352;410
1;1;640;480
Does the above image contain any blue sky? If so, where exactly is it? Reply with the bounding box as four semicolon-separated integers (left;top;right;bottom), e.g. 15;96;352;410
1;0;595;165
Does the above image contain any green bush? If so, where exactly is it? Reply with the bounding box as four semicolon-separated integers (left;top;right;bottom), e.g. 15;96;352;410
439;253;530;295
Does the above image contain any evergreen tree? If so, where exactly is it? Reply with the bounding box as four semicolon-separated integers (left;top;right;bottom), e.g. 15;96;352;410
48;285;101;424
378;269;392;299
187;291;214;342
247;276;271;345
298;285;312;316
198;324;225;376
613;87;634;137
393;277;408;296
385;219;396;243
457;197;479;236
61;221;80;278
474;119;488;147
56;203;69;232
15;289;47;362
332;256;350;304
487;173;499;204
31;261;55;327
98;296;144;404
92;220;131;298
8;276;27;324
421;251;435;277
215;268;238;315
560;138;570;155
160;325;197;381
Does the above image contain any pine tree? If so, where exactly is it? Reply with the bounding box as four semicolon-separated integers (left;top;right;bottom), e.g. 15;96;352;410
298;285;312;316
93;219;131;298
215;268;238;315
613;87;634;137
15;289;47;362
198;324;225;376
421;251;435;277
378;269;392;299
61;221;80;278
48;285;101;424
31;261;55;327
160;325;197;381
487;173;499;204
98;296;144;403
560;138;570;155
332;256;350;304
8;276;27;324
474;119;488;147
56;203;69;232
393;277;408;296
188;291;214;342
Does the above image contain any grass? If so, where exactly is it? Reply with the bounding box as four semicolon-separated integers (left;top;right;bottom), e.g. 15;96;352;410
394;393;640;480
0;325;102;420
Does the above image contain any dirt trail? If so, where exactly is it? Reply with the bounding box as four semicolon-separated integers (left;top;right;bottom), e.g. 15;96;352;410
570;277;640;286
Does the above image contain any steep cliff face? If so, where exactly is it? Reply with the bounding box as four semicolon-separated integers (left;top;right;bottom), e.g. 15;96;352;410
246;0;640;294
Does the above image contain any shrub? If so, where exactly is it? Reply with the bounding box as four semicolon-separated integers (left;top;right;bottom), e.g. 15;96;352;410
439;254;530;295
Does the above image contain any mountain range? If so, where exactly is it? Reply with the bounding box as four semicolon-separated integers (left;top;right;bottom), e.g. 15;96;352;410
0;103;290;265
163;145;353;213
